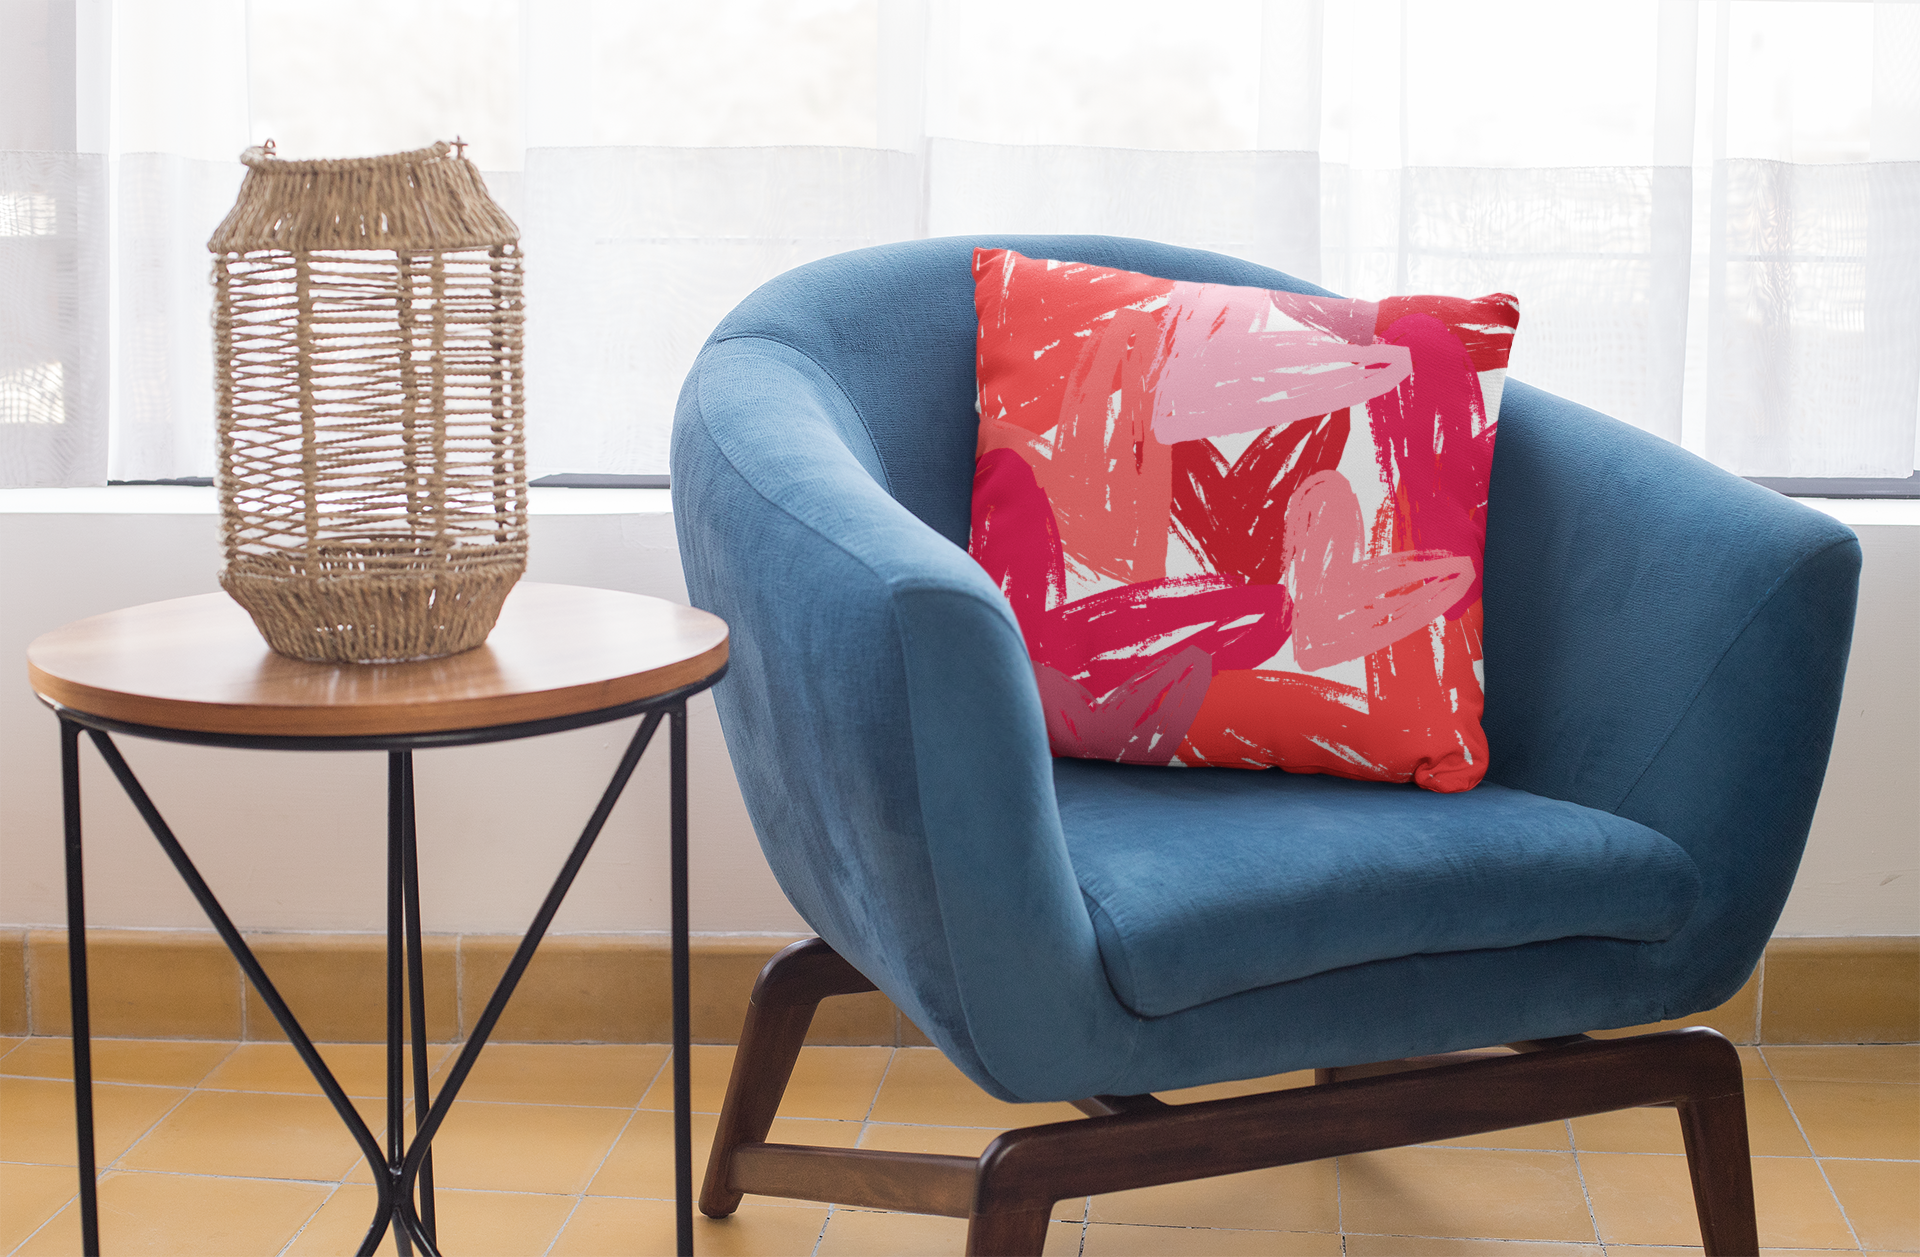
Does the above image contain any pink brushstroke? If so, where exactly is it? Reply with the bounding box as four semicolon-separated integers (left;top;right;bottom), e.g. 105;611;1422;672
1035;303;1177;584
1270;290;1381;347
1151;288;1411;443
1281;470;1475;671
1035;646;1213;765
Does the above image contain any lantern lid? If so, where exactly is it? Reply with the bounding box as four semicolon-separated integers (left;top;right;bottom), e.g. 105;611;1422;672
208;140;519;253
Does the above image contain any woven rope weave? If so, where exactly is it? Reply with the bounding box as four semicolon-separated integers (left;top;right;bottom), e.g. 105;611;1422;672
209;141;528;663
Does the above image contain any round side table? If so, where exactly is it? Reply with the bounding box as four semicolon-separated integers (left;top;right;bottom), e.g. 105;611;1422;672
27;583;728;1257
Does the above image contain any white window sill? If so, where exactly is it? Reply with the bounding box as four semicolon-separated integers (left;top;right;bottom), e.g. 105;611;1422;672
0;486;672;515
1;486;1912;528
1795;498;1920;528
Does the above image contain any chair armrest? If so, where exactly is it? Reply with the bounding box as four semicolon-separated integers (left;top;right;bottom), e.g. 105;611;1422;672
1482;381;1861;1007
674;336;1140;1099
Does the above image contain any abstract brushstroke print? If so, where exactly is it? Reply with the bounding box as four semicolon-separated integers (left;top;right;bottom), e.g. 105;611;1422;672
969;248;1518;793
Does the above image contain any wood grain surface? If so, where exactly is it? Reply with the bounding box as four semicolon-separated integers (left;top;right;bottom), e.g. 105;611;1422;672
27;583;728;737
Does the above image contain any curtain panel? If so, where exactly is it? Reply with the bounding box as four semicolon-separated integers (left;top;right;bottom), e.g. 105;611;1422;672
3;0;1915;488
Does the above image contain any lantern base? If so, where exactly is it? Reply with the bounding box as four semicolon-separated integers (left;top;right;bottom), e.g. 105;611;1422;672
221;550;525;664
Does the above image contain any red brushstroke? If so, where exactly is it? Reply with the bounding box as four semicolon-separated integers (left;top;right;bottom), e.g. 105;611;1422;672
973;248;1177;440
971;447;1065;627
1360;603;1487;791
1171;410;1350;586
1039;575;1293;702
1176;669;1393;778
1178;600;1487;791
1366;312;1495;617
1376;293;1519;375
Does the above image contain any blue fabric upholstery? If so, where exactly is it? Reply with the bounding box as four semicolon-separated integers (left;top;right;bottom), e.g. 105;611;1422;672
672;235;1861;1104
1056;762;1699;1018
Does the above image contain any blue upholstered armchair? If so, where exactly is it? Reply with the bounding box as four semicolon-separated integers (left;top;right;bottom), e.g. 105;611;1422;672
671;236;1860;1255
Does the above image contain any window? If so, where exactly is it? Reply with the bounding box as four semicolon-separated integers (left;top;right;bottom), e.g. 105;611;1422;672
4;0;1915;490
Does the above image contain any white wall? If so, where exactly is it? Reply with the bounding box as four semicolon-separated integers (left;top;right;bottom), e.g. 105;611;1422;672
0;488;806;937
1;489;1914;938
1775;500;1920;936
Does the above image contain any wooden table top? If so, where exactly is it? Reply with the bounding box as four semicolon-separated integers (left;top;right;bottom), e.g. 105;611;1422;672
27;583;729;738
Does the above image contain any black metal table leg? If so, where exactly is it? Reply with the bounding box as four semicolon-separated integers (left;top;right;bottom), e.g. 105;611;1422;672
388;753;415;1257
399;752;438;1247
81;729;396;1255
60;717;100;1257
393;709;670;1252
56;697;702;1257
671;703;693;1257
385;752;408;1251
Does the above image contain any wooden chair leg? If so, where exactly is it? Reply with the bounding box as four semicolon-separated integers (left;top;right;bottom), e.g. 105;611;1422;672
699;938;877;1218
1678;1090;1759;1256
713;1016;1757;1257
965;1205;1055;1257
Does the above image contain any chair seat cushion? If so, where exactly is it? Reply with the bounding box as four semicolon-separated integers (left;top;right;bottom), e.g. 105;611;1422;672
1055;759;1702;1017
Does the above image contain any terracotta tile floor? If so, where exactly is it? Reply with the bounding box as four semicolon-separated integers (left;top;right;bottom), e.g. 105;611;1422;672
1;1038;1913;1256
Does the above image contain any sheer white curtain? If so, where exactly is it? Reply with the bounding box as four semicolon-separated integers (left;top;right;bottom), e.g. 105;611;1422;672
1;0;110;486
3;0;1915;487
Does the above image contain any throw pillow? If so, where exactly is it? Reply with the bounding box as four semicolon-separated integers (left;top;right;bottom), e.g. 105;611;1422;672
968;247;1518;792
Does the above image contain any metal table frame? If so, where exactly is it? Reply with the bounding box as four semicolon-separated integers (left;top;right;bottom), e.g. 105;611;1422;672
48;667;724;1257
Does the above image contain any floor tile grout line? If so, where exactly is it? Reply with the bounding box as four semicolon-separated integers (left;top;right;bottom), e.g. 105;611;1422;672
1082;1225;1358;1237
9;1207;69;1257
569;1087;646;1220
835;1045;900;1257
190;1039;244;1090
1329;1227;1611;1243
9;1172;336;1257
637;1040;677;1110
1772;1059;1867;1252
453;936;466;1046
33;1164;353;1188
541;1190;589;1257
856;1044;898;1128
95;1075;201;1178
1334;1147;1345;1251
1566;1119;1609;1254
274;1178;344;1257
1;1072;214;1091
318;1183;590;1200
810;1202;836;1257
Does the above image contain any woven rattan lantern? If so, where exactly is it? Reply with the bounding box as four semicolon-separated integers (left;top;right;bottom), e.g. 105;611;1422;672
208;139;527;663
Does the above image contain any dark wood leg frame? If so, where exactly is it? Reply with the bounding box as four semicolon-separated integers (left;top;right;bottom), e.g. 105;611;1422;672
1680;1090;1758;1252
704;940;1760;1257
699;938;878;1217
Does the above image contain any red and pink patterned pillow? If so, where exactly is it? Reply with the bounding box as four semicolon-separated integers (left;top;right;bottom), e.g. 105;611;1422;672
968;247;1518;793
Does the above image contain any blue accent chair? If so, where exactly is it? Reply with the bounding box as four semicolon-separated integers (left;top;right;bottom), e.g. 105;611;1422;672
671;236;1861;1255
